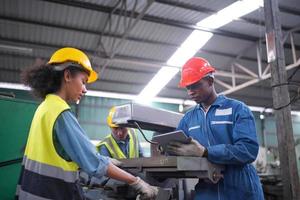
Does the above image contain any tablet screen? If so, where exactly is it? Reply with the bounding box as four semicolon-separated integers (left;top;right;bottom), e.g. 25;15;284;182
151;130;189;151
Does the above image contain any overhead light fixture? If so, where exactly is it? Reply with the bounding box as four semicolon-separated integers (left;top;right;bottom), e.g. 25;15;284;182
0;82;190;105
137;30;213;103
0;44;33;54
1;82;300;115
197;0;263;29
167;31;213;67
0;82;30;90
135;66;179;104
136;0;263;104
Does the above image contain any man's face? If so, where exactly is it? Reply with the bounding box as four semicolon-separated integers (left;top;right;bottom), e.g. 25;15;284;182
186;77;213;104
111;127;129;141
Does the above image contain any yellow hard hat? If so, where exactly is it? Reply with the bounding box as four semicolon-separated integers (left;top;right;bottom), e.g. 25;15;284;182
107;107;118;128
48;47;98;83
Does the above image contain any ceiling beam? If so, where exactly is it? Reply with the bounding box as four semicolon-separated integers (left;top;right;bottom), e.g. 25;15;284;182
0;38;263;80
0;66;182;91
156;0;299;33
0;65;273;94
8;0;300;50
42;0;259;42
0;37;298;88
279;5;300;16
0;16;271;63
97;0;155;74
0;15;173;48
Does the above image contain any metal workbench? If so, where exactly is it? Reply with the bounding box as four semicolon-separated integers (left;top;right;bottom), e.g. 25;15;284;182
120;156;224;184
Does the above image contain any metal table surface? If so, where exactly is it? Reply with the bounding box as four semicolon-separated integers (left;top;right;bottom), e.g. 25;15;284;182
120;156;224;183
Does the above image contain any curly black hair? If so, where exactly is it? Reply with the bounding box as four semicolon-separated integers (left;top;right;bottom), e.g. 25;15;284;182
21;64;87;99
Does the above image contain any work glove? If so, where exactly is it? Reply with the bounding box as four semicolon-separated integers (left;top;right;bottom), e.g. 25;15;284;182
109;158;123;166
166;137;206;157
130;177;158;200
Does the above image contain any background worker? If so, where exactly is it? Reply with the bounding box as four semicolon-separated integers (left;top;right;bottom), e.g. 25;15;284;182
97;106;143;159
17;47;157;200
166;57;264;200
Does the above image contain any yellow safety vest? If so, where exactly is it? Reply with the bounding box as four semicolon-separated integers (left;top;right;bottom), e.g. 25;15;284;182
16;94;80;200
97;129;139;159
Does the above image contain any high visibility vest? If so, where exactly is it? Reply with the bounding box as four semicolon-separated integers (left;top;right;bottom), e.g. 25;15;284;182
16;94;81;200
97;129;139;159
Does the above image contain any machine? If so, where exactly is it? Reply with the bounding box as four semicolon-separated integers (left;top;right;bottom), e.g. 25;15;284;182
84;103;224;200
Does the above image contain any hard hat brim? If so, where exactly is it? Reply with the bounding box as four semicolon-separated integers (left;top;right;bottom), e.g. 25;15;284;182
88;70;98;83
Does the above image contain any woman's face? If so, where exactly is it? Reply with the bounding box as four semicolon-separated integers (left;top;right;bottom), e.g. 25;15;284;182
64;70;88;103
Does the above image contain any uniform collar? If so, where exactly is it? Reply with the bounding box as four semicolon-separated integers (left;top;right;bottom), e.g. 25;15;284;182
212;95;226;107
197;95;226;109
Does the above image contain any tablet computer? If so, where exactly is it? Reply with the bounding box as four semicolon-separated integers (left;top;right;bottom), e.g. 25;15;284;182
151;130;189;151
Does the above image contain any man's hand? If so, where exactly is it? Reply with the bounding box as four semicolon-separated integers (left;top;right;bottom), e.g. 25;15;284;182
166;137;206;157
130;177;158;200
109;158;123;166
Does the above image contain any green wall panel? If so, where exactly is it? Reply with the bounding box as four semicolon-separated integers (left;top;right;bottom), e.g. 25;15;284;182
0;164;22;200
0;97;38;200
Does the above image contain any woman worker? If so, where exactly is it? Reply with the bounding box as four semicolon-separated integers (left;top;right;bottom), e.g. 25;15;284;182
16;47;157;200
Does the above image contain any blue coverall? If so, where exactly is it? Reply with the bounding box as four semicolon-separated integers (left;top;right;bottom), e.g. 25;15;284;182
177;95;264;200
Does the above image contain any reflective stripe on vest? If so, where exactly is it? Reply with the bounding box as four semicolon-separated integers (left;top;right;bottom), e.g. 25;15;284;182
17;94;80;200
18;189;51;200
97;129;139;159
22;156;78;182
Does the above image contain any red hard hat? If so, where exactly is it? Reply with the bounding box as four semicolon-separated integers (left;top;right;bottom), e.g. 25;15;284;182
179;57;215;88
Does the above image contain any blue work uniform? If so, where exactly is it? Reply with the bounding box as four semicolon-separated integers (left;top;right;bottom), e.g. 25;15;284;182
177;95;264;200
53;110;109;179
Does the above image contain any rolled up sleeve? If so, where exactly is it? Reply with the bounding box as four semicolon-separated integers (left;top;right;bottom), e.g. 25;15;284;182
54;111;109;178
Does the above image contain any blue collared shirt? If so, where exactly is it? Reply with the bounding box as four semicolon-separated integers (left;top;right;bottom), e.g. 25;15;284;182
53;110;109;179
177;95;263;200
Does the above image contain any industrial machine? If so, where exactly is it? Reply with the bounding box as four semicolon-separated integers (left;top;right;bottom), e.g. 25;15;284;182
84;103;224;200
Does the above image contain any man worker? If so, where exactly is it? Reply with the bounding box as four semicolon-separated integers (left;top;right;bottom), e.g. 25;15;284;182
97;106;143;159
166;57;264;200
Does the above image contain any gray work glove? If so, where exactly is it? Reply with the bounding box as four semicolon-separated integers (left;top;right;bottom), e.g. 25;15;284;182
166;137;205;157
130;177;158;200
109;158;123;166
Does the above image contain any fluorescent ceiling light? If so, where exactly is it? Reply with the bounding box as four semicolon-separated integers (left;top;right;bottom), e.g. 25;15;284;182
138;31;213;103
0;44;33;54
167;31;213;67
136;0;263;104
0;82;186;105
291;111;300;117
1;82;300;115
135;67;179;104
0;82;30;90
197;0;263;29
